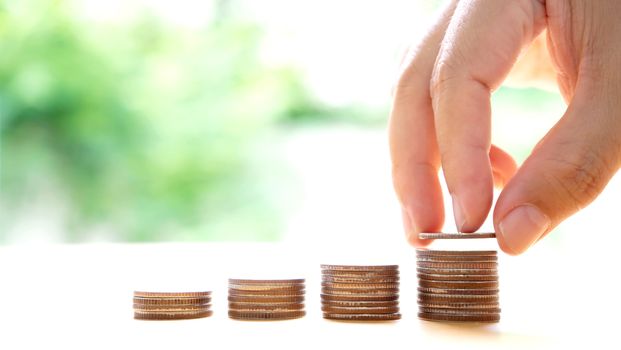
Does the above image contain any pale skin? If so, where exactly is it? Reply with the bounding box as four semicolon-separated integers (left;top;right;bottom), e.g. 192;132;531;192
390;0;621;255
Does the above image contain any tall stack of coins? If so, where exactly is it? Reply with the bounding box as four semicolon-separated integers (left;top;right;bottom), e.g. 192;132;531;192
227;279;306;321
133;291;212;320
320;265;401;321
416;232;500;323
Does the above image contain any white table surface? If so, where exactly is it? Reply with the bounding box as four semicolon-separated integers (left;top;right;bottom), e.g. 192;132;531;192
0;239;617;350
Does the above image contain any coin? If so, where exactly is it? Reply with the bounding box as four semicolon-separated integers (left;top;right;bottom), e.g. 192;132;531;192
415;249;497;256
320;282;400;290
228;288;305;297
418;301;499;309
417;273;498;282
229;306;306;312
418;280;499;289
228;284;305;292
416;261;497;269
415;242;500;323
228;302;305;311
321;293;399;302
133;304;210;311
416;267;498;275
228;310;306;320
321;306;400;315
416;255;497;262
322;287;399;295
418;232;496;239
133;307;212;314
321;264;401;321
228;295;305;303
417;287;498;295
321;270;400;278
321;300;399;308
134;310;213;320
133;291;211;298
321;265;399;272
227;278;306;321
418;292;499;303
228;279;305;285
419;307;501;314
133;297;212;305
418;312;499;323
323;313;401;321
321;276;400;284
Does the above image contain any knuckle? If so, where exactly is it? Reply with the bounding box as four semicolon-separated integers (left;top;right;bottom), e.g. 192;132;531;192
541;147;611;209
429;59;459;101
392;57;426;98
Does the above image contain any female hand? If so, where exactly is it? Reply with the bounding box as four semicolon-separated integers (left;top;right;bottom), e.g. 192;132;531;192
389;0;621;254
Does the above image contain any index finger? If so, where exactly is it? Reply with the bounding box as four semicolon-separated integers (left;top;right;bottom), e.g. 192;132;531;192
389;0;458;246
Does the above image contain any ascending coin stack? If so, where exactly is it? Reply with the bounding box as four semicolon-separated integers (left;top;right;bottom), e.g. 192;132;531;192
416;248;500;323
227;279;306;320
320;265;401;321
133;291;213;320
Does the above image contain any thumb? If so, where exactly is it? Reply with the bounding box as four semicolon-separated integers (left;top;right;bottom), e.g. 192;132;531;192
493;84;621;255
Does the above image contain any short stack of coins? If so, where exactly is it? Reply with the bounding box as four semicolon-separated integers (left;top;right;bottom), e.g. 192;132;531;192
416;232;500;323
133;291;212;320
320;265;401;321
227;279;306;321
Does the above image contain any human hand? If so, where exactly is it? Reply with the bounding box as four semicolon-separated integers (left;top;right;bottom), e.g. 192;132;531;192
389;0;621;254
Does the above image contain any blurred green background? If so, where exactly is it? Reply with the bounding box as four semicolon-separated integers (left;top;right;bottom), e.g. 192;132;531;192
0;0;565;243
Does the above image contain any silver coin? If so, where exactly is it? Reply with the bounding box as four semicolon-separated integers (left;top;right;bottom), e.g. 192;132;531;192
418;292;499;302
322;287;399;296
415;249;497;256
416;255;497;262
322;276;400;284
419;280;499;289
321;265;399;271
417;273;499;281
417;287;498;295
416;267;498;275
418;312;500;323
418;232;496;240
419;307;500;314
321;282;399;290
416;261;498;269
322;300;399;308
418;301;500;309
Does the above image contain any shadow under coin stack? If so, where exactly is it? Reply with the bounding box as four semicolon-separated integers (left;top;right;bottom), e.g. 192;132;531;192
133;291;213;320
227;279;306;320
416;232;500;323
320;265;401;321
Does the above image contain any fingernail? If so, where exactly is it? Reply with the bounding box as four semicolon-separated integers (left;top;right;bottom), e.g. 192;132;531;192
498;204;550;255
451;194;467;232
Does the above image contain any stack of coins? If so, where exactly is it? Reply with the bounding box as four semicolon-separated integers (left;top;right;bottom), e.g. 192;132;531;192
416;233;500;323
227;279;306;321
133;291;212;320
320;265;401;321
